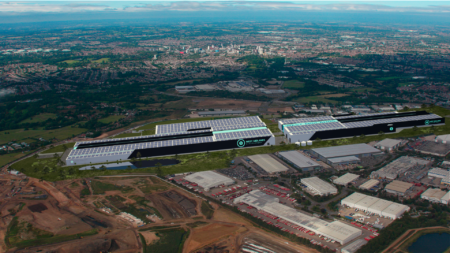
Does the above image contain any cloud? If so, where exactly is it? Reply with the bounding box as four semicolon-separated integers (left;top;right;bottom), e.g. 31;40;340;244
0;1;449;13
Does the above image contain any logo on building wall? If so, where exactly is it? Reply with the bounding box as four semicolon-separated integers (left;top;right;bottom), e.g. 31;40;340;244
425;120;430;125
237;139;246;148
425;119;441;125
389;127;394;131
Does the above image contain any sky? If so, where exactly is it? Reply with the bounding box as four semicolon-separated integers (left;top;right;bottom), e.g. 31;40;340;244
1;1;450;13
0;1;449;25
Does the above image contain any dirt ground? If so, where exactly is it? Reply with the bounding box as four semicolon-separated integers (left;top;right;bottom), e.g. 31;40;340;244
140;231;159;245
268;107;294;113
146;189;199;220
195;99;262;110
184;223;246;252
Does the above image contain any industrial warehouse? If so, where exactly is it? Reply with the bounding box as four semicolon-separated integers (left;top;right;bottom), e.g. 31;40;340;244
247;154;289;174
234;190;362;245
277;151;322;171
421;188;450;205
370;156;430;180
301;177;338;196
341;193;410;220
278;111;444;143
184;171;235;191
333;173;360;186
310;144;382;165
66;116;276;165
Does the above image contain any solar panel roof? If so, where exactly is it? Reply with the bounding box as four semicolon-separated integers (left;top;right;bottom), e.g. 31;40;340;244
280;116;334;125
334;112;398;120
343;114;441;129
156;116;263;134
284;121;346;134
74;129;212;148
214;128;273;141
68;136;214;159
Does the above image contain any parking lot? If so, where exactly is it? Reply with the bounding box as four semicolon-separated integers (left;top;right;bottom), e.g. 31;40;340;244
339;206;394;228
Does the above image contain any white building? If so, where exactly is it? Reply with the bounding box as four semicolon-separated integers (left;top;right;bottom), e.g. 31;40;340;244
248;154;289;174
341;239;367;253
374;139;403;151
301;177;338;196
341;193;410;219
436;134;450;144
333;173;360;186
234;190;361;245
421;188;450;204
185;171;234;191
428;168;450;185
359;179;380;191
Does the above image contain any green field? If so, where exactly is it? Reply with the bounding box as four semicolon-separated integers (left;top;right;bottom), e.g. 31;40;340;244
61;60;79;64
144;228;189;253
351;87;378;93
283;80;305;89
41;142;75;154
20;113;57;124
91;58;110;64
0;125;86;144
162;79;204;86
294;96;338;104
98;115;125;124
376;76;404;81
0;151;33;167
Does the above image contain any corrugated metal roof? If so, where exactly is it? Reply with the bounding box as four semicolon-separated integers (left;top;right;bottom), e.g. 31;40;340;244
279;151;320;168
312;144;381;158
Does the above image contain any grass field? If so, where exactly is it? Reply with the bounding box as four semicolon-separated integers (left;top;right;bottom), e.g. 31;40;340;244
294;96;338;104
376;76;405;81
0;125;87;144
145;228;189;253
20;113;57;124
61;60;79;64
98;115;125;124
41;142;75;154
282;80;305;89
162;79;204;86
91;58;110;63
351;87;378;93
0;151;33;167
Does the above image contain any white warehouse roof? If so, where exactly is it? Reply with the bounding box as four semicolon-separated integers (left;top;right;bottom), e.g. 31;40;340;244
185;171;234;191
381;203;410;220
235;190;361;245
333;173;360;185
341;192;367;208
248;154;289;173
367;199;393;215
421;188;447;201
342;193;410;219
354;195;379;210
317;222;362;246
375;138;402;148
341;239;368;253
301;177;338;196
312;144;381;158
359;179;380;190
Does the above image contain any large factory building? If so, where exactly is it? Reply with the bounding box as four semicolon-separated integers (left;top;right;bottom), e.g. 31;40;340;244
66;116;275;165
278;111;444;143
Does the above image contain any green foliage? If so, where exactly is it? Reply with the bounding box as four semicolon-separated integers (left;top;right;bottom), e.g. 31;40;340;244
201;201;214;219
145;228;189;253
356;213;448;253
188;90;270;101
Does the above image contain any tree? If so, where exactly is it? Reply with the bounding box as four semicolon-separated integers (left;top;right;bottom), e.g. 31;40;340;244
136;152;142;160
68;167;76;175
100;165;107;171
53;153;60;159
155;162;163;177
360;134;365;139
33;154;38;159
421;103;427;108
42;166;50;174
126;166;132;172
378;131;384;137
413;126;418;132
315;138;321;142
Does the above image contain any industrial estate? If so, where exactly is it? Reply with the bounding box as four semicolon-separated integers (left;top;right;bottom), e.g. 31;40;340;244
5;108;450;253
